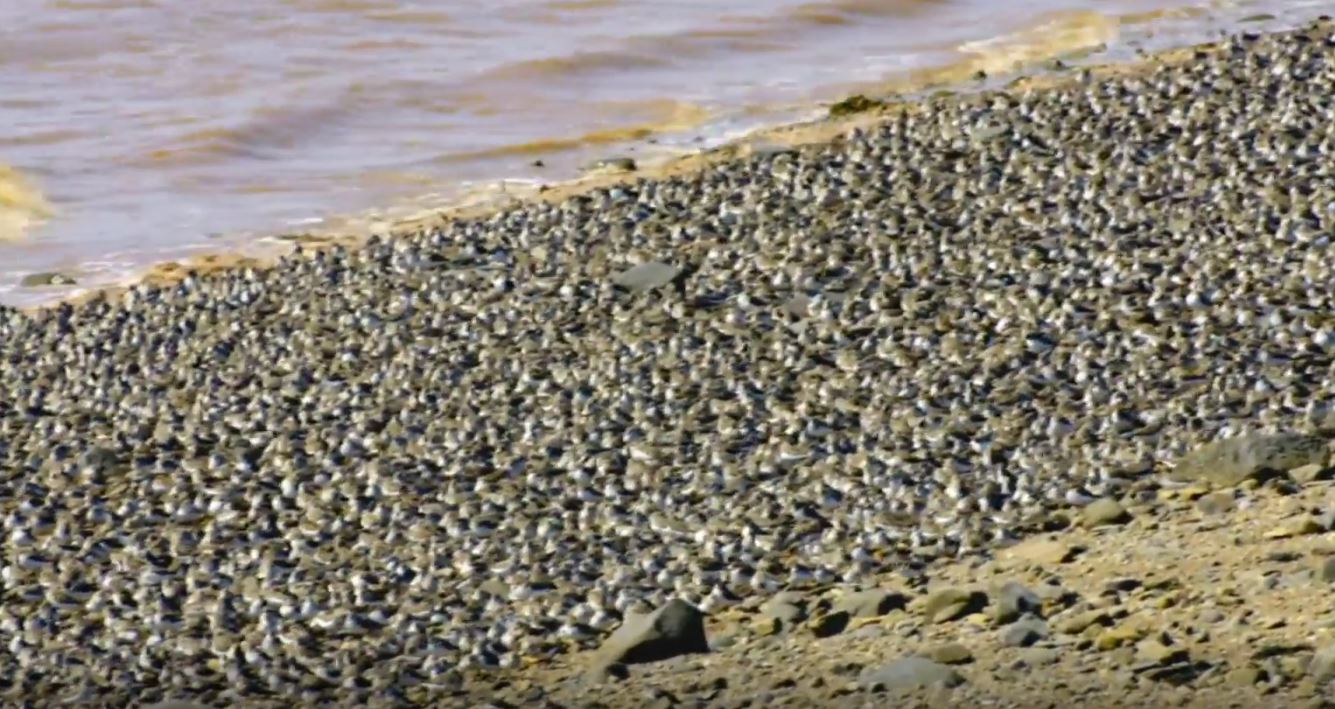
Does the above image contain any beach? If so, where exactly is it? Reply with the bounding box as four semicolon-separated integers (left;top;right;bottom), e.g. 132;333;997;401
3;14;1335;708
0;0;1326;306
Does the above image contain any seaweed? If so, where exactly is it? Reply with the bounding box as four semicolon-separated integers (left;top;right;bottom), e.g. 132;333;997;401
827;94;886;118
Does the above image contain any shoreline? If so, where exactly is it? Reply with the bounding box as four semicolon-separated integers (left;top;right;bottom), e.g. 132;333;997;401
15;9;1292;315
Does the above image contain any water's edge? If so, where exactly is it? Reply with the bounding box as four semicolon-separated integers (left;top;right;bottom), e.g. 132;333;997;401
13;3;1329;313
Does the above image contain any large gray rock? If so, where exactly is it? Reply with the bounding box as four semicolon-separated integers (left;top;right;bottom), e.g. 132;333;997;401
833;588;906;619
611;261;680;293
1310;644;1335;683
759;592;808;630
921;588;986;623
1001;614;1050;647
1082;497;1130;527
593;599;709;671
1169;433;1329;488
858;656;965;691
993;581;1042;624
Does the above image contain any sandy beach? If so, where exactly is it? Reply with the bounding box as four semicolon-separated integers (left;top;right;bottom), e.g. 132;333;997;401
3;15;1335;708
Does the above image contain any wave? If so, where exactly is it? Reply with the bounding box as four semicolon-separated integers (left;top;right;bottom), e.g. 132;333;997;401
479;49;671;83
0;164;54;242
128;100;354;167
434;100;711;163
958;10;1121;75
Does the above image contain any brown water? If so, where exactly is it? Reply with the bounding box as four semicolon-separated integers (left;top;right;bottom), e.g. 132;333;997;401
0;0;1327;304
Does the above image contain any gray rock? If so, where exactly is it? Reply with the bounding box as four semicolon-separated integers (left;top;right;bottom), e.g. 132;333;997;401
833;588;906;619
1054;609;1110;635
1136;636;1188;664
1082;497;1130;527
1196;491;1236;516
1000;536;1077;565
1310;645;1335;683
851;625;887;639
1318;510;1335;532
1015;647;1061;668
1001;615;1050;647
760;592;808;628
1319;558;1335;584
593;599;709;671
858;656;965;691
1290;463;1327;484
612;261;680;292
921;588;986;623
993;581;1042;624
1169;433;1330;488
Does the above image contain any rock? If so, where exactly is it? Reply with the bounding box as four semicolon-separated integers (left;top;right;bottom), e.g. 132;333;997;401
1160;483;1211;502
1001;615;1050;647
927;643;973;665
921;589;986;624
760;592;808;628
587;662;630;683
1136;636;1188;664
851;624;887;639
1000;536;1077;566
1309;645;1335;683
592;599;709;672
1290;463;1327;484
828;94;886;118
1082;497;1130;527
833;589;906;619
1196;491;1236;515
1096;622;1149;650
858;657;965;692
1227;665;1268;686
1107;646;1137;667
1015;647;1061;667
807;611;851;638
1318;510;1335;532
1169;433;1329;488
993;581;1042;624
611;262;681;292
1264;517;1324;539
1317;558;1335;584
749;616;782;637
1280;655;1313;682
1055;609;1110;635
581;156;637;173
19;271;77;287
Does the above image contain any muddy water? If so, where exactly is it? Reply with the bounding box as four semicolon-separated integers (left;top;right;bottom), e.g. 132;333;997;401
0;0;1326;304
